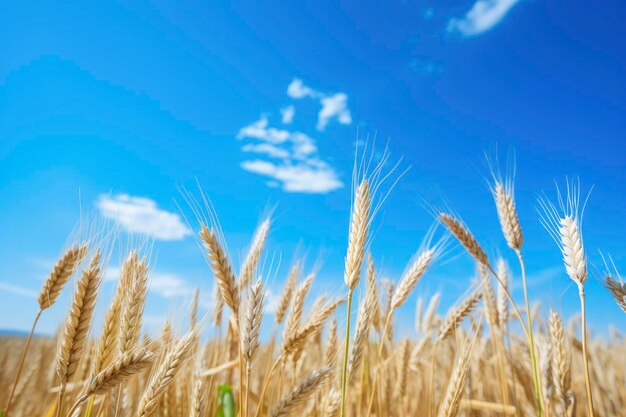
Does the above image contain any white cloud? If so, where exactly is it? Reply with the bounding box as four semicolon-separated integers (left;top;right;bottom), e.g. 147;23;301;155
280;105;295;124
287;78;321;99
0;282;37;298
317;93;352;131
237;117;290;144
242;143;290;159
97;194;192;241
241;159;343;193
448;0;520;37
236;79;352;193
150;272;193;298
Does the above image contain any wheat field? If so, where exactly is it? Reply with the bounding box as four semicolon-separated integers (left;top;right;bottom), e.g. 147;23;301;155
1;156;625;417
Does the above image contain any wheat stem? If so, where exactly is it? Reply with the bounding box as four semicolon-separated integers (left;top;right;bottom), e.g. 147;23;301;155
4;308;42;414
339;290;354;417
578;285;595;417
515;249;543;417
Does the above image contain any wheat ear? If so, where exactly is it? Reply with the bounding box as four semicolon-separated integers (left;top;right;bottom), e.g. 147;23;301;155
69;346;154;413
57;252;102;384
4;244;88;414
119;254;149;355
275;263;299;325
344;180;371;291
549;309;573;413
436;337;475;417
239;218;270;290
494;181;524;250
392;249;435;309
137;328;200;417
603;275;626;313
270;367;332;417
347;278;377;385
439;213;488;266
39;244;89;310
200;226;240;316
438;291;482;342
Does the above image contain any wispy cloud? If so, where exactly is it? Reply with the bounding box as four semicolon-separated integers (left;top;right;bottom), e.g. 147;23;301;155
287;78;352;132
281;105;295;124
97;194;192;241
448;0;520;37
317;93;352;131
236;78;352;193
287;78;322;99
150;272;193;298
241;159;343;193
0;281;37;298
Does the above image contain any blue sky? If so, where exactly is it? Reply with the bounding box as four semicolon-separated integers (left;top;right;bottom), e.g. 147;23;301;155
1;0;624;336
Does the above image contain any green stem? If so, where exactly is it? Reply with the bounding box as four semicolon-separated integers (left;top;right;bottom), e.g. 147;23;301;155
515;249;543;417
339;290;354;417
365;312;392;417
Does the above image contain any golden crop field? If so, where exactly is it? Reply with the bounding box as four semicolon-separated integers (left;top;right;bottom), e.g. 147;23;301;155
1;158;625;417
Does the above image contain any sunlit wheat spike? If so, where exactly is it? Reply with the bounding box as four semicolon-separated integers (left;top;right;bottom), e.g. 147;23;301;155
94;282;124;374
422;293;441;333
190;375;204;417
392;248;435;309
479;264;499;328
496;258;510;328
603;275;626;313
540;339;554;406
212;284;224;326
137;328;199;417
348;281;376;384
538;179;588;286
242;277;265;368
324;318;338;367
57;252;102;384
366;254;381;331
438;291;482;342
200;225;240;316
270;367;332;417
239;217;270;290
324;388;341;417
439;213;489;266
120;255;149;355
283;274;314;347
559;216;587;285
437;337;474;417
344;180;371;291
94;253;136;373
81;346;154;398
494;181;524;250
275;263;299;325
549;309;572;407
283;299;343;357
190;288;200;330
38;244;88;310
